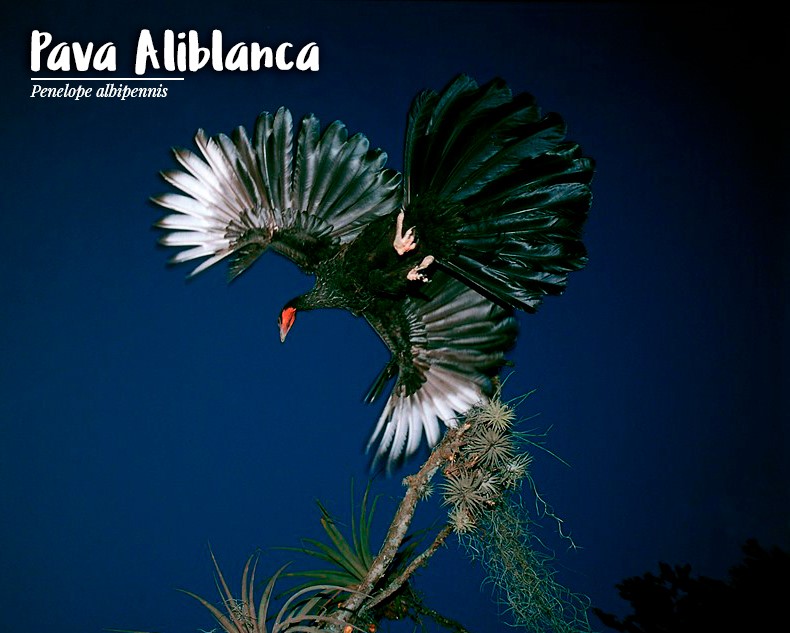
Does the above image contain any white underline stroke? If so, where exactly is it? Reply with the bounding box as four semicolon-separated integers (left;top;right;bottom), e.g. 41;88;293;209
30;77;185;81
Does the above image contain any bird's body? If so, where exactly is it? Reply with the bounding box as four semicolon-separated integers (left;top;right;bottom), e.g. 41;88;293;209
154;76;593;469
297;213;421;312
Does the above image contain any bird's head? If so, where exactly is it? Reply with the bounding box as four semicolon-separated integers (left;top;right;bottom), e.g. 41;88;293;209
277;286;334;342
278;304;297;343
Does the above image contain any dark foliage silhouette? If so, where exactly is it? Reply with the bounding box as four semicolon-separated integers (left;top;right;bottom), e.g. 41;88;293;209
594;539;790;633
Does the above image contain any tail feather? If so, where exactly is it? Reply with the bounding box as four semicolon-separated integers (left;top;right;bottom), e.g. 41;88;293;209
405;75;594;312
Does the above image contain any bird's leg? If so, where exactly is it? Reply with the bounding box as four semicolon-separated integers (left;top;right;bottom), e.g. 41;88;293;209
393;210;433;282
393;210;417;255
407;255;435;282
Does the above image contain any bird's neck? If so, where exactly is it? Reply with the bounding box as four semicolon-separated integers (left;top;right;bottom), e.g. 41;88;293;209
292;270;373;316
293;280;347;312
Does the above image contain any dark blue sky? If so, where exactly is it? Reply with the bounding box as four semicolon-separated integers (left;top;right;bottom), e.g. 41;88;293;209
1;2;787;632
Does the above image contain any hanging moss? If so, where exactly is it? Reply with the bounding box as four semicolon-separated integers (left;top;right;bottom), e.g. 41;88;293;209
440;391;592;632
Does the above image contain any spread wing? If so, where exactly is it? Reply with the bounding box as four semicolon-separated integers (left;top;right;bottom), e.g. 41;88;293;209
363;271;518;470
153;107;402;278
402;75;593;312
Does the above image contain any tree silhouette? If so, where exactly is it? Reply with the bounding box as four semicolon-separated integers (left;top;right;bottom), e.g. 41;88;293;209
594;539;790;632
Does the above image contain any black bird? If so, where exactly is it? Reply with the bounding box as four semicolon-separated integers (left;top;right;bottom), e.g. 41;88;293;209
153;75;593;469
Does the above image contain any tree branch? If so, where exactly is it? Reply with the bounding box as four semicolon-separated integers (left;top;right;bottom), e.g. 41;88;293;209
333;423;469;622
366;524;454;612
410;602;475;633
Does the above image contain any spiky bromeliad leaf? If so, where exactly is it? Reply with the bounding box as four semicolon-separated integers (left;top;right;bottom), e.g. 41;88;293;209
282;484;422;597
180;549;358;633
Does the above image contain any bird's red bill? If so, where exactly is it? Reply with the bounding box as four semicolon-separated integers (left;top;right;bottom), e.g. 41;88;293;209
278;306;296;342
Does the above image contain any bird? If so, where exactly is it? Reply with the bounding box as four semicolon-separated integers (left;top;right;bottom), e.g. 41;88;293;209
153;75;594;470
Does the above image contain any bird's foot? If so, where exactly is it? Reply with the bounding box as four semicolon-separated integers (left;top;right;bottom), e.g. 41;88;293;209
393;210;417;255
407;255;435;282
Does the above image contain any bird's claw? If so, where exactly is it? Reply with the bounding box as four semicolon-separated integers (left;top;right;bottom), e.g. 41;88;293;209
407;255;435;282
393;210;417;255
